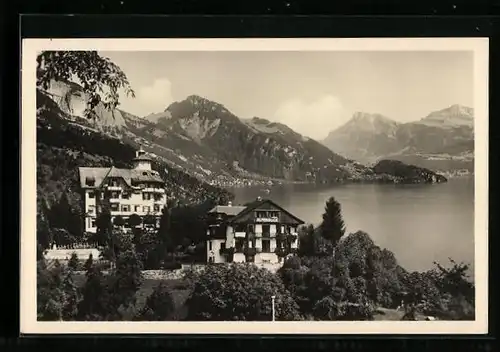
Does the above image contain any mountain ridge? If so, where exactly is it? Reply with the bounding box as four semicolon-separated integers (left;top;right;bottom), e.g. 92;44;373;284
322;105;474;172
37;80;447;186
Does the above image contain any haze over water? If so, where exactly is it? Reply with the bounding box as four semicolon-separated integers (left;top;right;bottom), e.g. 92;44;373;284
229;177;475;274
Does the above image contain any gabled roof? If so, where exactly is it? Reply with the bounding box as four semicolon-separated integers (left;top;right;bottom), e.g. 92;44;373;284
208;205;247;217
229;198;305;225
131;169;164;183
78;166;164;188
98;166;130;188
133;154;153;162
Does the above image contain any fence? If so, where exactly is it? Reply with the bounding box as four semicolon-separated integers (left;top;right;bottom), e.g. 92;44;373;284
45;247;101;261
50;243;96;250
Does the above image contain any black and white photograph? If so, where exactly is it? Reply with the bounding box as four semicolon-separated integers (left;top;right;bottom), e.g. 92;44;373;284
21;38;488;334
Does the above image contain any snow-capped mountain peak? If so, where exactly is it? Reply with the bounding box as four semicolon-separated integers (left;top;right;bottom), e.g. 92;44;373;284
337;112;399;134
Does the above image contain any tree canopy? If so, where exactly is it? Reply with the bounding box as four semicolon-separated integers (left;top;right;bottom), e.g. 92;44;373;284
185;264;301;321
36;51;135;118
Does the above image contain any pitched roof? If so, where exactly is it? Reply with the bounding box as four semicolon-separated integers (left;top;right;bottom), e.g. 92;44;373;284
131;169;164;183
208;205;247;217
78;166;164;188
229;198;305;224
133;154;153;162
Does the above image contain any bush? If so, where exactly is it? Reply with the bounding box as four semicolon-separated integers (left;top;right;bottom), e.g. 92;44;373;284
401;259;476;320
162;262;182;270
279;231;412;320
106;250;144;318
186;263;302;321
136;283;175;321
68;252;80;271
37;261;79;321
312;295;375;321
76;256;111;321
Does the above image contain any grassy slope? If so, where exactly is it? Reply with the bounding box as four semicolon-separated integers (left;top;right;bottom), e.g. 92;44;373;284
72;274;191;321
71;273;429;321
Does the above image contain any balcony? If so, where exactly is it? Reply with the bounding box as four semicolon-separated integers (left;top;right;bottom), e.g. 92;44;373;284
219;247;235;256
244;247;257;256
109;198;120;203
143;187;165;193
234;231;246;238
106;185;122;191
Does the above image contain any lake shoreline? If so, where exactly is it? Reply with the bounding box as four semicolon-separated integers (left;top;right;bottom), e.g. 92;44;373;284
227;177;474;274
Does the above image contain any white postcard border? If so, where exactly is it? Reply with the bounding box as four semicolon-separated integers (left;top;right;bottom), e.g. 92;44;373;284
21;38;489;334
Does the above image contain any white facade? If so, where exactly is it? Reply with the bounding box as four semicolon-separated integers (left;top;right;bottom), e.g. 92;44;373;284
206;201;301;266
83;187;166;233
132;160;152;171
80;148;168;233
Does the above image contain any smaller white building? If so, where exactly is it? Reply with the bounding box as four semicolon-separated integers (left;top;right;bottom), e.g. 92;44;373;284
205;198;304;265
78;147;168;233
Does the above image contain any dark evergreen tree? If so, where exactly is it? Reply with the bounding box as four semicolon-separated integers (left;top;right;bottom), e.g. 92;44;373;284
319;197;346;247
84;253;94;272
67;208;84;240
37;200;53;249
77;254;110;320
95;209;116;265
37;262;66;321
107;249;143;319
298;224;315;257
68;252;79;271
62;271;79;320
49;191;72;230
158;205;172;252
136;283;175;321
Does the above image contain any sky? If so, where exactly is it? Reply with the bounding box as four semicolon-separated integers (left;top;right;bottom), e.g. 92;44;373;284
101;50;474;140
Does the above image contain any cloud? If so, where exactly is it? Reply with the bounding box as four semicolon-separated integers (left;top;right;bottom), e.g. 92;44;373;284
134;78;174;115
273;95;347;140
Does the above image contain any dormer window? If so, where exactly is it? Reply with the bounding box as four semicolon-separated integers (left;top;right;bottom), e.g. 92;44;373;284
85;177;95;187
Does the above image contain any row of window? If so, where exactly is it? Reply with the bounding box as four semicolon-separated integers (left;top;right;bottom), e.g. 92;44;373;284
256;211;279;219
87;204;161;213
233;224;296;234
86;216;160;229
102;178;160;189
88;191;162;201
208;239;274;253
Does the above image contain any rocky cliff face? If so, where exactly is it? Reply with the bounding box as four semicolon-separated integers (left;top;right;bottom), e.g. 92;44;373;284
41;79;127;134
322;105;474;173
135;95;356;183
417;104;474;128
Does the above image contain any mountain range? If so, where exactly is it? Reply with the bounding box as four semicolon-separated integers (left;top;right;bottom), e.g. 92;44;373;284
322;105;474;174
38;80;447;190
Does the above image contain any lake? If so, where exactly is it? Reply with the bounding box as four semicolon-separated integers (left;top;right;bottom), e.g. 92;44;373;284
229;177;475;274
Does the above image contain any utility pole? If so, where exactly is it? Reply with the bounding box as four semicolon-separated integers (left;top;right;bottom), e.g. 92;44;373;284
271;295;276;322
